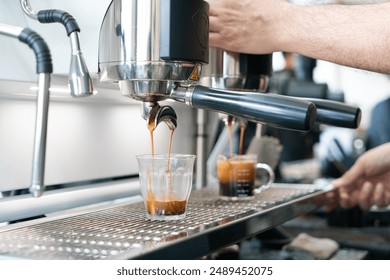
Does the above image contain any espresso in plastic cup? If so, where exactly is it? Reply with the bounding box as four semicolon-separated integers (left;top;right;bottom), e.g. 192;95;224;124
217;154;274;200
136;154;196;220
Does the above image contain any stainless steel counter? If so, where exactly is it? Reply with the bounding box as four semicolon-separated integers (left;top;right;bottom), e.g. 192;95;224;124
0;183;332;260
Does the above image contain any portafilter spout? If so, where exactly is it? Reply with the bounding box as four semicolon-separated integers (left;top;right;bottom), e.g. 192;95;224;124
0;23;53;198
142;102;177;131
21;0;93;97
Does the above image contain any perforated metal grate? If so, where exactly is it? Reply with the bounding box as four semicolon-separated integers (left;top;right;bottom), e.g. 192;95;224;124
0;184;325;259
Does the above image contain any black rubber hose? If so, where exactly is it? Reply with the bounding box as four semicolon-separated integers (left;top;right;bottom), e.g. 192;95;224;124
37;9;80;36
18;28;52;74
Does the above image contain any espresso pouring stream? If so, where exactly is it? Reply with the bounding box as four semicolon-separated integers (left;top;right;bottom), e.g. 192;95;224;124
145;104;186;216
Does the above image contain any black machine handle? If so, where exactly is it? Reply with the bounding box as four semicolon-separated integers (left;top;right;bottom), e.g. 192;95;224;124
191;86;317;131
304;98;361;128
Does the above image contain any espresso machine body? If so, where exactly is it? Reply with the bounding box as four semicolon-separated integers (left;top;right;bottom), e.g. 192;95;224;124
98;0;317;132
202;48;272;92
99;0;209;102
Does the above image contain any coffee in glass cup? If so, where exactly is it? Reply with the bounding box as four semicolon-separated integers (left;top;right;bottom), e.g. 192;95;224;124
136;154;196;220
217;154;274;200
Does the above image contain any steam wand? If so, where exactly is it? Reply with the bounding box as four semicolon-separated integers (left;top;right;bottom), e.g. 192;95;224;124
0;23;52;197
21;0;93;97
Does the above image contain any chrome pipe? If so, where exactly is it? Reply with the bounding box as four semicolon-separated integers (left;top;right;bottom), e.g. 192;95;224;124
0;24;53;198
69;32;94;97
0;23;23;38
29;73;50;198
195;109;208;189
20;0;38;20
0;179;141;223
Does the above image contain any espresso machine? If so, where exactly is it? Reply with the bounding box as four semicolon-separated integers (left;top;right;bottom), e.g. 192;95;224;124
0;0;372;261
97;0;328;192
98;0;363;189
98;0;319;134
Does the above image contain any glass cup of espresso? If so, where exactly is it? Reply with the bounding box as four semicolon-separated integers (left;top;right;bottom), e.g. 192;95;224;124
136;154;196;221
217;154;275;200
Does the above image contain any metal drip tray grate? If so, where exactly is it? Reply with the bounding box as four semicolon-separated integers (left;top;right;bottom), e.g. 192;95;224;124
0;184;330;259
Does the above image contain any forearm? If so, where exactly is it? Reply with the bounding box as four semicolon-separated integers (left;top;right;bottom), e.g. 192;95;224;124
280;3;390;73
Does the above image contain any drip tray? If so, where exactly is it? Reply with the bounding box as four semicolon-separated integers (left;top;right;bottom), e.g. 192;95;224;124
0;183;332;260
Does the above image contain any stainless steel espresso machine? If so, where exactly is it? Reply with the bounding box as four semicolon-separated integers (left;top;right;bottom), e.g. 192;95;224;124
0;0;365;260
98;0;317;133
98;0;361;187
97;0;325;193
